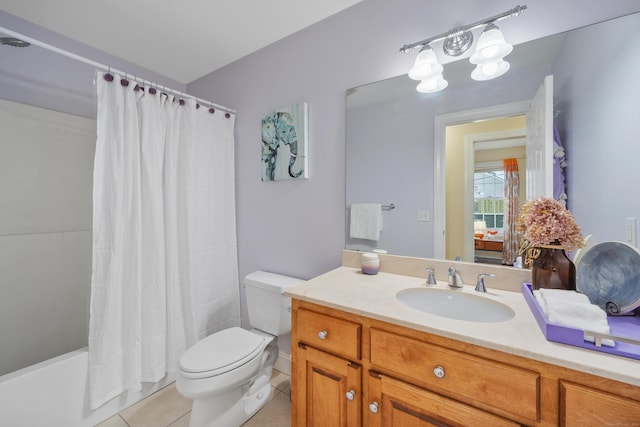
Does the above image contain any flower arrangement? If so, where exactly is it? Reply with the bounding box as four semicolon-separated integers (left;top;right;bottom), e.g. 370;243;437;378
517;197;584;256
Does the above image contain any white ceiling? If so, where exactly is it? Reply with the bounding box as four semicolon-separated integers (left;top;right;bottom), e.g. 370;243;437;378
0;0;363;84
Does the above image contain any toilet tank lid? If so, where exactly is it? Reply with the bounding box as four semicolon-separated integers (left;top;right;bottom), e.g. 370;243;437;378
244;270;304;293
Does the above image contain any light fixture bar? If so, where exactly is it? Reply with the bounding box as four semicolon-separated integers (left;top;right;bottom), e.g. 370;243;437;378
399;5;527;53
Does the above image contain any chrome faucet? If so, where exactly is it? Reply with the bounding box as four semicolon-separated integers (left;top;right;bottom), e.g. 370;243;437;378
425;267;437;285
447;267;463;289
475;273;496;293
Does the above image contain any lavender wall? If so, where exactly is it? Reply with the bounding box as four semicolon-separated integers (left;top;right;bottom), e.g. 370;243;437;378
553;13;640;243
187;0;640;291
0;10;186;118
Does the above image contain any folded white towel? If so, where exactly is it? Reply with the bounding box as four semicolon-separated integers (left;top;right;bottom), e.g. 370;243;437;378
533;290;548;316
535;288;591;318
545;298;607;328
539;288;591;304
350;203;382;241
544;298;615;347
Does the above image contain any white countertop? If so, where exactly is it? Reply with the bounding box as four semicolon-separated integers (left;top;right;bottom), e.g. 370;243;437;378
286;266;640;387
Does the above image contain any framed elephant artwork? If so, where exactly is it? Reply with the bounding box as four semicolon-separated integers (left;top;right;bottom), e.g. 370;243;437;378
261;102;309;181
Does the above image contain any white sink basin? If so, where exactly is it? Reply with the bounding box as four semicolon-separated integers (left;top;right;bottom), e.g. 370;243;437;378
396;288;515;323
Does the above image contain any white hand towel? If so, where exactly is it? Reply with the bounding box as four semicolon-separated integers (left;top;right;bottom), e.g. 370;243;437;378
350;203;382;241
533;290;548;316
536;288;591;319
539;288;591;304
544;298;615;347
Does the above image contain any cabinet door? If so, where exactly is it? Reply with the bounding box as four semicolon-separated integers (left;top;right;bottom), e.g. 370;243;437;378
560;381;640;427
365;372;520;427
293;343;362;427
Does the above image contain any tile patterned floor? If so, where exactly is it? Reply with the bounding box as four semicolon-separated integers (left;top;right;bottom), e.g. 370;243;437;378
95;370;291;427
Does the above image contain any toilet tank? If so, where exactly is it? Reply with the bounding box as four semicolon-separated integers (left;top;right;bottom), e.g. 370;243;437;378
244;271;304;336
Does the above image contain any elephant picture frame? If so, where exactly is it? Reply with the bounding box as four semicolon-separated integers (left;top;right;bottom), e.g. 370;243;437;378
261;102;309;181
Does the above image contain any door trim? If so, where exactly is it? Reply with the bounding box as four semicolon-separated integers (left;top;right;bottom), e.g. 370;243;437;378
433;101;530;259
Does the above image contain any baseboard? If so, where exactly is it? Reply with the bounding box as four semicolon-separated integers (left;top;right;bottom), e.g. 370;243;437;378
274;351;290;376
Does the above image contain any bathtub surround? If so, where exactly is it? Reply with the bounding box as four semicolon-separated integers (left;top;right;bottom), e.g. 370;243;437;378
89;74;239;409
0;99;95;376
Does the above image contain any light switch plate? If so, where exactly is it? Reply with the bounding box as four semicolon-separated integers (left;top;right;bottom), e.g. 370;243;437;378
418;210;431;222
625;217;637;247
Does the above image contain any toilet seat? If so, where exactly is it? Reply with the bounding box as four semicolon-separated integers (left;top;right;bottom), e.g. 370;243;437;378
179;327;267;379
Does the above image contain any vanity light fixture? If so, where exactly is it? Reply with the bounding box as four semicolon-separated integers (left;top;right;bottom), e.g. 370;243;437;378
400;5;526;92
469;23;513;80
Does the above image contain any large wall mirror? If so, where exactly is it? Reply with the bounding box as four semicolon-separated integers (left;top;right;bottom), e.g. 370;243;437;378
346;12;640;264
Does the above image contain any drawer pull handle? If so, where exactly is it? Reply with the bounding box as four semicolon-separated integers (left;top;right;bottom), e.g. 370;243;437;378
369;402;379;413
318;330;328;340
433;365;445;379
346;390;356;401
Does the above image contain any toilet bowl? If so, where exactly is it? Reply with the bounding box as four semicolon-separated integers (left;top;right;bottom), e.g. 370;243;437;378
176;271;303;427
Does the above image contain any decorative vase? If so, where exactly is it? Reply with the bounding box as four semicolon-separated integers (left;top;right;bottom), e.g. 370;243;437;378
529;244;576;291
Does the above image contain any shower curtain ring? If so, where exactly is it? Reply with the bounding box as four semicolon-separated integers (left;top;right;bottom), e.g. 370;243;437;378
104;67;114;82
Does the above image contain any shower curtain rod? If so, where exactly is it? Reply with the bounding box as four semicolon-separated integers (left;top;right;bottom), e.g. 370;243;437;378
0;25;236;115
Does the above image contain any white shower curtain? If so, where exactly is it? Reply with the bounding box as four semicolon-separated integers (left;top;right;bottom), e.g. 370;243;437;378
89;72;240;409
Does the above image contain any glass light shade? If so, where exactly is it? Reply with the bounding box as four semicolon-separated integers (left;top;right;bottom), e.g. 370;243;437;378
471;59;510;81
408;47;444;81
416;74;448;93
469;25;513;64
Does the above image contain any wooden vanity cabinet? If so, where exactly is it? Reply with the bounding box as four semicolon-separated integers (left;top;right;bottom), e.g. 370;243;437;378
291;299;640;427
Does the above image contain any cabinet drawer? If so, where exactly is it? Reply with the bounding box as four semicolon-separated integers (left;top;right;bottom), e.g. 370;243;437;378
370;328;539;422
560;381;640;427
297;308;361;360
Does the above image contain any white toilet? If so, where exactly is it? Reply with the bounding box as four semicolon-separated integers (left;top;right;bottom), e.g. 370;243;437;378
176;271;303;427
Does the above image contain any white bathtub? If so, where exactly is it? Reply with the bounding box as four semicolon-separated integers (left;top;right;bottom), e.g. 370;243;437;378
0;347;174;427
